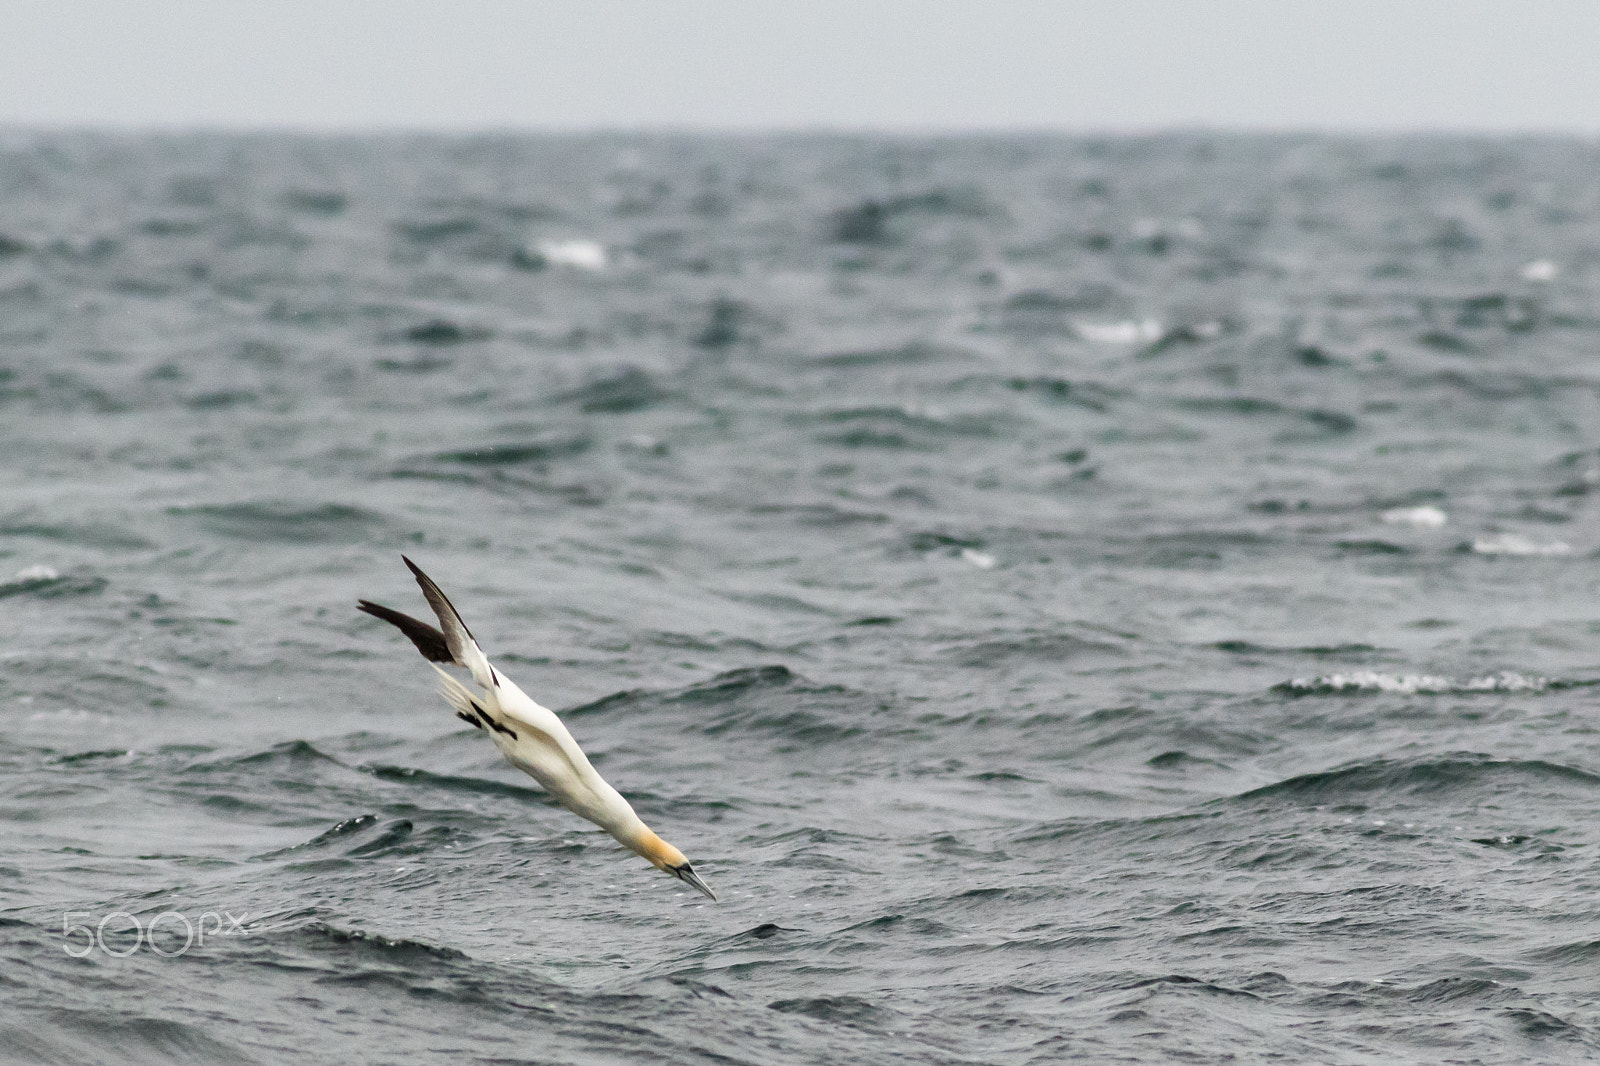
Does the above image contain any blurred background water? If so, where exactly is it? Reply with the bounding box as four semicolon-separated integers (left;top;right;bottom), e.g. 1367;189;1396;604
5;131;1600;1063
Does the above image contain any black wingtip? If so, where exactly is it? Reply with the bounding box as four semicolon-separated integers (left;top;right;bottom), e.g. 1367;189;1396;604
357;598;453;663
400;555;476;642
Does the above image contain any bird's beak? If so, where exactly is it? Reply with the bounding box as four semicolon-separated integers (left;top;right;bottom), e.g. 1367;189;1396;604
669;862;717;901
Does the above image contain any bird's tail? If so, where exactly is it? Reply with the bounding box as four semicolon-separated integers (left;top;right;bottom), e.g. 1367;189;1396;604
430;662;490;731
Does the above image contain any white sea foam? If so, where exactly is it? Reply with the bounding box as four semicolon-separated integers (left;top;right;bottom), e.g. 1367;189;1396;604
1281;670;1548;695
1470;533;1571;556
1381;505;1447;528
534;238;607;271
1520;259;1559;282
1075;319;1163;344
26;707;112;723
12;565;60;582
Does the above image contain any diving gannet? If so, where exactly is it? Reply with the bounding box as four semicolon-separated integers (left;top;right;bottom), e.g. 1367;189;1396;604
359;556;716;900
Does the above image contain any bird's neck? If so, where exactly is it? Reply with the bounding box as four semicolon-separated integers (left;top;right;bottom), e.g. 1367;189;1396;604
617;824;681;870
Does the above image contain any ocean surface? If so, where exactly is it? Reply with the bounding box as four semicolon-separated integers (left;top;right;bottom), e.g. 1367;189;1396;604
4;131;1600;1064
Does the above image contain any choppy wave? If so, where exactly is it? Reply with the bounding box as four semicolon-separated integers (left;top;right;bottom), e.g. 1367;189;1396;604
168;502;388;543
1236;753;1600;803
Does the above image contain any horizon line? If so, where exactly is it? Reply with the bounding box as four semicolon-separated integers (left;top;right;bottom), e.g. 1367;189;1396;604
3;120;1599;141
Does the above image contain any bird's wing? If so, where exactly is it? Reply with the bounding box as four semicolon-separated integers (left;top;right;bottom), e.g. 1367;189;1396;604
403;555;499;691
356;600;451;662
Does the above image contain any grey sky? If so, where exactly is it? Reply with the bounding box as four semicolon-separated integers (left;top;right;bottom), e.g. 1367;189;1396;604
3;0;1597;132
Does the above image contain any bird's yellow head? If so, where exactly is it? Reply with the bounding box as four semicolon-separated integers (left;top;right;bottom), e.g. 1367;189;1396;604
632;828;717;901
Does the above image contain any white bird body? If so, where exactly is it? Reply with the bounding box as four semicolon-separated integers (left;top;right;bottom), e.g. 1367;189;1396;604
429;664;642;836
360;557;715;900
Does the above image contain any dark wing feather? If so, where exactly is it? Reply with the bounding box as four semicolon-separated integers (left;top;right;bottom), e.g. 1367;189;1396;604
357;599;452;663
402;555;479;669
